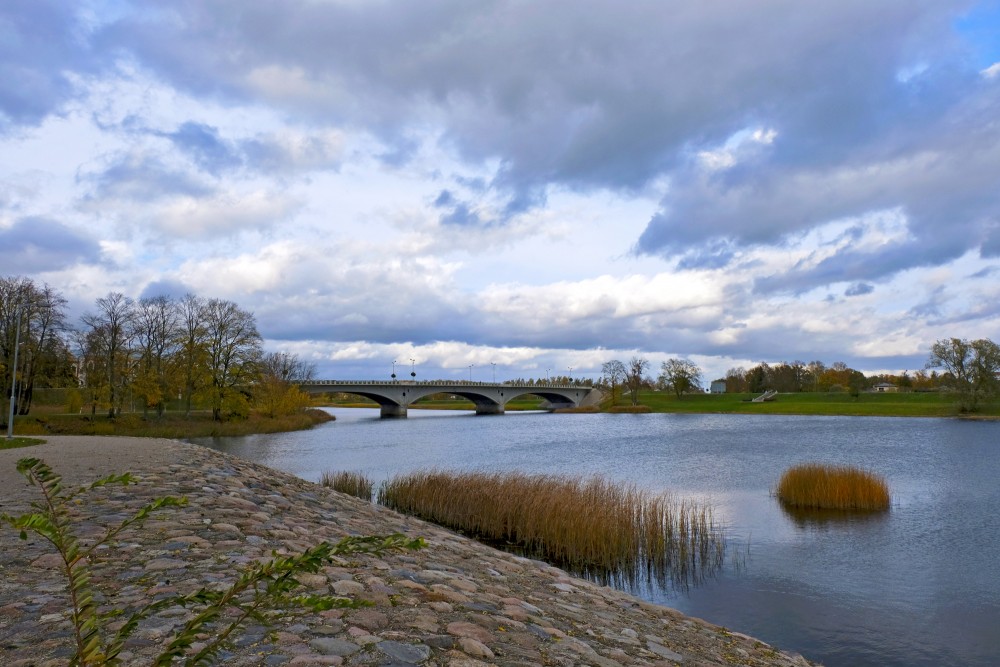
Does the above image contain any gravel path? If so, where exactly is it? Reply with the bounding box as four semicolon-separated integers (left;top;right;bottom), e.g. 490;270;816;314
0;436;818;666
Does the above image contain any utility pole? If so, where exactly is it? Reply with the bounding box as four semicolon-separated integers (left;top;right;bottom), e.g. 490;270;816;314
7;303;23;440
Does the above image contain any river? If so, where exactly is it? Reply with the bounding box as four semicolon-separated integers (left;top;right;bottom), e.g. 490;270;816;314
192;408;1000;667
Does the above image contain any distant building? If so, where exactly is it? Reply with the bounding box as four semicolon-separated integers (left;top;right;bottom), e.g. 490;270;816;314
873;382;898;393
710;380;727;394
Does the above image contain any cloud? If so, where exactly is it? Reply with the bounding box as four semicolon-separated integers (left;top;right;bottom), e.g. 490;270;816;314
0;216;102;273
153;190;300;239
845;283;875;297
162;122;242;174
0;1;95;131
157;121;345;176
79;149;214;202
95;2;968;202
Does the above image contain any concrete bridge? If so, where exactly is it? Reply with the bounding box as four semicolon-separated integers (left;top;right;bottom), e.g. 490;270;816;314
298;380;599;417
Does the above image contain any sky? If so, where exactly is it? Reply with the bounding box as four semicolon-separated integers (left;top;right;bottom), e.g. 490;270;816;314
2;0;1000;384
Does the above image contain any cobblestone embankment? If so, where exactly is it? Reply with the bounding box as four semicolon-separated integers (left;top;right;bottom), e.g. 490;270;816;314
0;437;818;666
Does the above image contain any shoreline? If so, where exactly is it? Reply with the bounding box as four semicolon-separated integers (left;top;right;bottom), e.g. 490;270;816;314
0;436;818;666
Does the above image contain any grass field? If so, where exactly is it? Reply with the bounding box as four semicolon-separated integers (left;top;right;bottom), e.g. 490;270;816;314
619;390;999;418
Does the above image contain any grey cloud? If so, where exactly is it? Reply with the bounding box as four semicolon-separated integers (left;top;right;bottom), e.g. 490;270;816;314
642;79;1000;290
440;202;482;227
753;237;967;295
140;279;193;300
845;283;875;297
150;121;343;176
97;1;968;216
0;216;102;272
163;122;242;174
80;151;214;202
0;1;95;131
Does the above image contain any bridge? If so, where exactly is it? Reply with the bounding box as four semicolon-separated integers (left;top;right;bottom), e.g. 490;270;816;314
298;380;599;417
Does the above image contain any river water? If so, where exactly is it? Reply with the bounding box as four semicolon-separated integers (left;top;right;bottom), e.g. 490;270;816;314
192;409;1000;667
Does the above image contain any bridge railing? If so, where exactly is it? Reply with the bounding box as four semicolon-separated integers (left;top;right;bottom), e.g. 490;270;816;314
301;380;586;390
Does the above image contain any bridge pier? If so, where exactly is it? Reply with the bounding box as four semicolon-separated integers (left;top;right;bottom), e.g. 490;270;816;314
380;404;408;418
474;404;504;415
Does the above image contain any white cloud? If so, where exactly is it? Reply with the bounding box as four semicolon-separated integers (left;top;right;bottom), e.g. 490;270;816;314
154;190;300;239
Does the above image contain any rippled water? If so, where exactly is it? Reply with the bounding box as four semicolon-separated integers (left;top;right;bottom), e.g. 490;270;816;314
192;409;1000;667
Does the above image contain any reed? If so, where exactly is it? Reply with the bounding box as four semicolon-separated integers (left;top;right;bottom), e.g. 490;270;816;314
377;470;724;585
320;470;374;500
776;463;890;511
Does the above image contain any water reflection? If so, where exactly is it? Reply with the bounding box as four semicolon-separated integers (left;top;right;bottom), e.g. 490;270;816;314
778;503;893;529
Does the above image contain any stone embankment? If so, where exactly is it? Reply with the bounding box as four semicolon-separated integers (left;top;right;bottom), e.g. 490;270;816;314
0;437;818;666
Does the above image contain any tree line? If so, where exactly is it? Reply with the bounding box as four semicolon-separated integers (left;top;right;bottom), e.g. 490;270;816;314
2;276;314;423
600;338;1000;412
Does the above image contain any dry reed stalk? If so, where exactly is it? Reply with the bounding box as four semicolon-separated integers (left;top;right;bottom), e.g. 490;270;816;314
776;463;890;511
320;470;374;500
378;469;725;584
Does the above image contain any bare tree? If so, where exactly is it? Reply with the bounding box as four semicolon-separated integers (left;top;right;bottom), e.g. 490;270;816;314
80;292;135;418
133;296;181;416
725;366;748;393
625;356;649;406
202;299;262;421
601;359;626;405
1;278;71;418
177;293;208;416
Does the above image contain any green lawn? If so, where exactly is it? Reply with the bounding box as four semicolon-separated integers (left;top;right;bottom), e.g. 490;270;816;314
623;390;998;418
0;436;45;450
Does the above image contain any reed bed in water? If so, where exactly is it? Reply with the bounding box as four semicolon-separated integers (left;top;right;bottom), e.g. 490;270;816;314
377;470;724;583
776;463;890;511
320;470;374;500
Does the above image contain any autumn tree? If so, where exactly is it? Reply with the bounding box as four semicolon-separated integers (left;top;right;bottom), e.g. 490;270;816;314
927;337;1000;412
254;351;316;417
202;299;262;421
659;358;702;399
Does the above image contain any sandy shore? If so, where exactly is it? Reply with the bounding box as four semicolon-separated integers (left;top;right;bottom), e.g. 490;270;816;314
0;436;818;666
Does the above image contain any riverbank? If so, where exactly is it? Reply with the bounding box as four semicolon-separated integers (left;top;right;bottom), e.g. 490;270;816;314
0;436;817;666
6;408;334;439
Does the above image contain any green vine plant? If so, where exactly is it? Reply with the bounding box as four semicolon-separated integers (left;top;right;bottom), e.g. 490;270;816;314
1;458;426;666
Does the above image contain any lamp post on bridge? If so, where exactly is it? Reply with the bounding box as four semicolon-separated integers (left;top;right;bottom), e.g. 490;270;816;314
391;360;397;382
410;358;416;380
545;368;550;384
491;361;496;383
468;364;474;382
568;367;573;384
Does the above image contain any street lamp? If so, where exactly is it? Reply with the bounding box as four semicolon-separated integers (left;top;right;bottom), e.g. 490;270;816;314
468;364;474;382
568;366;573;382
491;361;496;383
391;360;397;381
410;358;416;380
545;368;550;383
7;303;23;440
